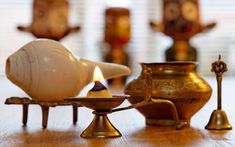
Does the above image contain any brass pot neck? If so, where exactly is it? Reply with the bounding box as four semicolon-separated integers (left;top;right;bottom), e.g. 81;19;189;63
140;62;197;75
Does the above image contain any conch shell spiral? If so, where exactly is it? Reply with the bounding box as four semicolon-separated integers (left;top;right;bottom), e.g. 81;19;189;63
6;39;131;101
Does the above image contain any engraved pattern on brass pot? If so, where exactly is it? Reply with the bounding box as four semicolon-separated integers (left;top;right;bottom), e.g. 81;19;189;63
125;62;212;126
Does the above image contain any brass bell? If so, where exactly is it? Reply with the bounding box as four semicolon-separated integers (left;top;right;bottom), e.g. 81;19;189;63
205;55;232;130
205;109;232;130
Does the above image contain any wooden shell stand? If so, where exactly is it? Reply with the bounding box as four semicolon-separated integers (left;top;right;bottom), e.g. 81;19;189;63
5;97;81;128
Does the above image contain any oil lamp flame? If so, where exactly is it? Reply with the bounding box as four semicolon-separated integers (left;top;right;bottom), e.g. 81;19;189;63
87;66;112;98
93;66;105;82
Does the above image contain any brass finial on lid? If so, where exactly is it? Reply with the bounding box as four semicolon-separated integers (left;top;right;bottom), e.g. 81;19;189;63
205;54;232;130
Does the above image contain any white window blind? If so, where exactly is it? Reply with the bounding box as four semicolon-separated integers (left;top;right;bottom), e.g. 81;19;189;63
0;0;235;76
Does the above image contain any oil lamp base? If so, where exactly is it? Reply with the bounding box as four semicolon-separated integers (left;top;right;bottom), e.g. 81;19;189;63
205;109;232;130
81;111;121;138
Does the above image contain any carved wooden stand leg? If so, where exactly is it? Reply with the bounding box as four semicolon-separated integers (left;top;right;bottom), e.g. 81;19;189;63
22;104;29;126
73;105;78;124
40;105;49;129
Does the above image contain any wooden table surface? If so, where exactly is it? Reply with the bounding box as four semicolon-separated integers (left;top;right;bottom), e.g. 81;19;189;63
0;76;235;147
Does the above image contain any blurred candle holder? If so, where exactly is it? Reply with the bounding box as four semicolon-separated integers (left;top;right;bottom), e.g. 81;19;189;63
103;7;131;85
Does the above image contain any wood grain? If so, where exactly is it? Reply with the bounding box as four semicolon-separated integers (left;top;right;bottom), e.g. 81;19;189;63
0;77;235;147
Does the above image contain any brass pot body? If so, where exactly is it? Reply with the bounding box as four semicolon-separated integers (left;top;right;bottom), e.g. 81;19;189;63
125;62;212;126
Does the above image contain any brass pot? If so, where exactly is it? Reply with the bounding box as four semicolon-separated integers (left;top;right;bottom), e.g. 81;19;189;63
124;62;212;126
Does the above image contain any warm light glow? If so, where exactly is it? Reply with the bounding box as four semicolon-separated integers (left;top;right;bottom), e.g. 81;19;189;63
93;66;105;82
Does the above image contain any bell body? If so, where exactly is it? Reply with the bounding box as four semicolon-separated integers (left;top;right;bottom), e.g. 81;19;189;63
205;109;232;130
6;39;130;101
125;62;212;126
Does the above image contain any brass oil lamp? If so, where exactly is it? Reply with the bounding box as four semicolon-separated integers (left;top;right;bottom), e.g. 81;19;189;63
68;67;186;138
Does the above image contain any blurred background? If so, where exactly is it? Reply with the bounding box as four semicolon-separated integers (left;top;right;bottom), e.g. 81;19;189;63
0;0;235;79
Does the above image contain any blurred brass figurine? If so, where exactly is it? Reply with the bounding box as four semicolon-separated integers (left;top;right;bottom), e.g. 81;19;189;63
205;55;232;130
17;0;80;40
104;7;131;85
150;0;216;61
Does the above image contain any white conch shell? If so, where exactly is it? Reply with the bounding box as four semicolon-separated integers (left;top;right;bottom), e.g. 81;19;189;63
6;39;131;101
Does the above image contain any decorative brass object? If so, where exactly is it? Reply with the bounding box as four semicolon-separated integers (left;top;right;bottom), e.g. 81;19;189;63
104;7;130;47
4;97;81;128
125;62;212;127
104;7;131;85
68;96;127;138
150;0;216;61
68;95;186;138
17;0;80;40
67;69;186;138
205;55;232;130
